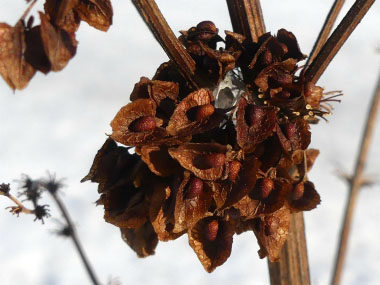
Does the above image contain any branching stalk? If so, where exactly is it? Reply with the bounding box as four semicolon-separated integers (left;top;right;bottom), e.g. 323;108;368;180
306;0;346;67
305;0;375;83
131;0;198;89
332;66;380;285
226;0;266;42
49;192;100;285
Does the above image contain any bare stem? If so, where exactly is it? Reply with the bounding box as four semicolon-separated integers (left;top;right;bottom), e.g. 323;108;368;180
226;0;266;42
49;192;100;285
131;0;198;89
268;212;311;285
306;0;346;67
305;0;375;84
331;66;380;285
1;191;35;215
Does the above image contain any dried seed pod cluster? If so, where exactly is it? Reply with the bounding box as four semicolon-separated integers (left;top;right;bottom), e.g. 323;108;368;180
83;21;335;272
0;0;113;90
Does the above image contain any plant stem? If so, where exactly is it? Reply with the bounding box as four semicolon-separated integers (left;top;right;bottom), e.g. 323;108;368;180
226;0;265;42
306;0;345;67
268;212;310;285
305;0;375;84
331;66;380;285
132;0;198;90
50;193;100;285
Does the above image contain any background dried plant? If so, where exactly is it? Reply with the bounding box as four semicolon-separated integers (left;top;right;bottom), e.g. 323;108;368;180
1;1;380;285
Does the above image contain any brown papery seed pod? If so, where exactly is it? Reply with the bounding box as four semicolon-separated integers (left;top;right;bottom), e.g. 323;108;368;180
194;153;225;170
185;177;204;199
292;182;305;200
205;219;219;241
245;104;265;126
196;21;217;41
264;215;280;236
259;178;275;199
128;116;156;132
228;160;242;182
186;104;215;121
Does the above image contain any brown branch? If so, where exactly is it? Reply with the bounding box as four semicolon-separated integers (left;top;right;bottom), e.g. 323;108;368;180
331;66;380;285
305;0;375;84
306;0;346;67
268;212;311;285
131;0;198;89
226;0;266;43
49;192;100;285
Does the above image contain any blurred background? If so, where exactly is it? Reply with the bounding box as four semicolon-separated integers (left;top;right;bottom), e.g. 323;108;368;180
1;0;380;284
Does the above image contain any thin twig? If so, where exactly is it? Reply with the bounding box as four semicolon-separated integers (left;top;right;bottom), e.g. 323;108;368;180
131;0;198;89
0;191;35;215
226;0;266;43
49;192;100;285
331;66;380;285
306;0;346;67
268;212;311;285
305;0;375;84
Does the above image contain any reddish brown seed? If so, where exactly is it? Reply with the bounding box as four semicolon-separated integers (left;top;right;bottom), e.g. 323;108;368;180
196;21;217;41
272;73;293;86
185;177;204;199
276;90;291;99
292;182;305;200
284;122;297;139
260;50;273;66
264;216;279;236
228;160;242;182
186;104;215;121
194;153;225;170
304;81;316;98
128;116;156;132
259;178;275;199
205;220;219;241
245;105;265;126
279;42;288;55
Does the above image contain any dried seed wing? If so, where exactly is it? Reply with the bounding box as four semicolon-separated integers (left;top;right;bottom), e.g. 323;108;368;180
120;222;158;258
188;217;234;272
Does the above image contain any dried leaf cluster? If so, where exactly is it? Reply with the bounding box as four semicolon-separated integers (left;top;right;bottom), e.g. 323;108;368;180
82;20;338;273
0;0;113;90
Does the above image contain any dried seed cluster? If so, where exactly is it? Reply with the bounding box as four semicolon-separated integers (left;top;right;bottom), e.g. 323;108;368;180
83;21;334;272
0;0;113;90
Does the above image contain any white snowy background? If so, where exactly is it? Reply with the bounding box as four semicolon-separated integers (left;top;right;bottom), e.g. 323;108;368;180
1;1;380;284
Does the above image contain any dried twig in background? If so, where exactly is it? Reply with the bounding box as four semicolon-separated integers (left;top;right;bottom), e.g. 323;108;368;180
332;65;380;285
306;0;345;67
305;0;375;83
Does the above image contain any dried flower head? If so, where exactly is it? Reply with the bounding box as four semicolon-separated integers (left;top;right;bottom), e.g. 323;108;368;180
83;18;337;272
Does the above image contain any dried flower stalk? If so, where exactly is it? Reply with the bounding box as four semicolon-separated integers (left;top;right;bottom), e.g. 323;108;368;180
306;0;345;67
305;0;375;83
226;0;266;42
332;66;380;285
267;213;310;285
132;0;198;89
